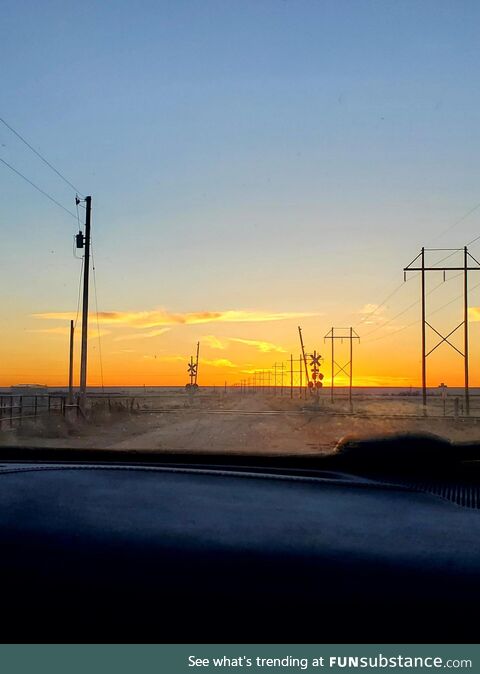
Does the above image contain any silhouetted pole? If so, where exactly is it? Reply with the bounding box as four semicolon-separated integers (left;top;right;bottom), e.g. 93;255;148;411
79;195;91;412
349;326;353;406
404;246;479;417
299;354;303;397
68;320;74;405
421;246;426;412
330;327;334;403
324;327;360;403
464;246;470;416
195;341;200;386
298;326;310;386
290;354;293;399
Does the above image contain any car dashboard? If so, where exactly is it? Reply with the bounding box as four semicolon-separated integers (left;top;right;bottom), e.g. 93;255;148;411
1;441;479;642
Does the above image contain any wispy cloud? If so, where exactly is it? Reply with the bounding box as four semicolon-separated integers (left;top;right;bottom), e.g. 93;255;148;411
114;328;171;342
230;337;286;353
469;307;480;321
28;327;110;339
200;358;237;368
359;303;384;315
201;335;286;353
201;335;227;350
358;303;386;326
27;327;71;336
33;308;316;328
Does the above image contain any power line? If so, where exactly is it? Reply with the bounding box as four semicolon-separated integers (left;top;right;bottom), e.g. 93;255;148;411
356;280;410;327
429;200;480;245
362;297;420;339
0;117;84;196
364;319;419;344
0;156;77;219
352;200;480;329
361;277;450;339
364;279;480;345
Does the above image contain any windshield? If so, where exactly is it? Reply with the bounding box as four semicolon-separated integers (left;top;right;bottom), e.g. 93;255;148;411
1;1;480;456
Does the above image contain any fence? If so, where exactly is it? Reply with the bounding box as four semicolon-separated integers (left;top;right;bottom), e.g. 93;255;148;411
0;394;68;430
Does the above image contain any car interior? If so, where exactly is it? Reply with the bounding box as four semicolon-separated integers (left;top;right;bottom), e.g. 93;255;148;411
1;433;479;643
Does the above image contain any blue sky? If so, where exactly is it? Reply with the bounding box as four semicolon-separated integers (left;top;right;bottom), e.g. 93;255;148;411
1;0;480;384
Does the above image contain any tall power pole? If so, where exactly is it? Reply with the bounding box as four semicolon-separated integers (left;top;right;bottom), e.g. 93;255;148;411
79;195;92;412
324;327;360;406
68;320;74;405
404;246;480;416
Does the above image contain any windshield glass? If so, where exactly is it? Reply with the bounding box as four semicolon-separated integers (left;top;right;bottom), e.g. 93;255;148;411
1;1;479;456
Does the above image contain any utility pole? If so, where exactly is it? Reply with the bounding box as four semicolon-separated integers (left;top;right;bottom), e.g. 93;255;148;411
330;326;334;403
299;354;303;397
404;246;480;416
324;327;360;406
290;354;293;399
195;341;200;386
68;320;74;405
421;247;426;410
464;246;470;416
79;195;91;413
298;326;310;387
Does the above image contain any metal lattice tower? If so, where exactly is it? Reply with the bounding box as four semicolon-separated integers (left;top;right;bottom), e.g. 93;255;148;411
403;246;480;415
324;327;360;405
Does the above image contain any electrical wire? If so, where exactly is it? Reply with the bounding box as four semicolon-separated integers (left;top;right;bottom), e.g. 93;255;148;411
0;156;77;219
361;277;454;339
356;279;411;327
364;279;480;345
429;200;480;245
350;197;480;330
0;117;84;196
363;318;419;344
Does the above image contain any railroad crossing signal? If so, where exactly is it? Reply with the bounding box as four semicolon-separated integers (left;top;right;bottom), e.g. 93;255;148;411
309;350;324;389
186;342;200;389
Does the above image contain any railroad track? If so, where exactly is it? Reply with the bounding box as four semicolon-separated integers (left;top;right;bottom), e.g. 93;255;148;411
133;408;480;420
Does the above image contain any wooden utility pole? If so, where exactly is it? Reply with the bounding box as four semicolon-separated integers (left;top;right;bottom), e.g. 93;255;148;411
195;341;200;386
299;354;303;397
290;354;293;399
298;326;310;386
68;320;74;405
79;195;91;412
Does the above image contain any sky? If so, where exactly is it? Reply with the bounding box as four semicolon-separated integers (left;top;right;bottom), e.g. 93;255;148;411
1;0;480;387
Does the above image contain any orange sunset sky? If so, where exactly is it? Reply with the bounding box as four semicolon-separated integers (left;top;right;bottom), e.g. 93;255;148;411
2;2;480;389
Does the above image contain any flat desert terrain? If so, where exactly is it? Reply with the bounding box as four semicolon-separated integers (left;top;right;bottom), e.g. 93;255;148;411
2;390;480;454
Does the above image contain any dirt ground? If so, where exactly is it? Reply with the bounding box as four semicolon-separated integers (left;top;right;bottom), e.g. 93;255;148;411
3;391;480;454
